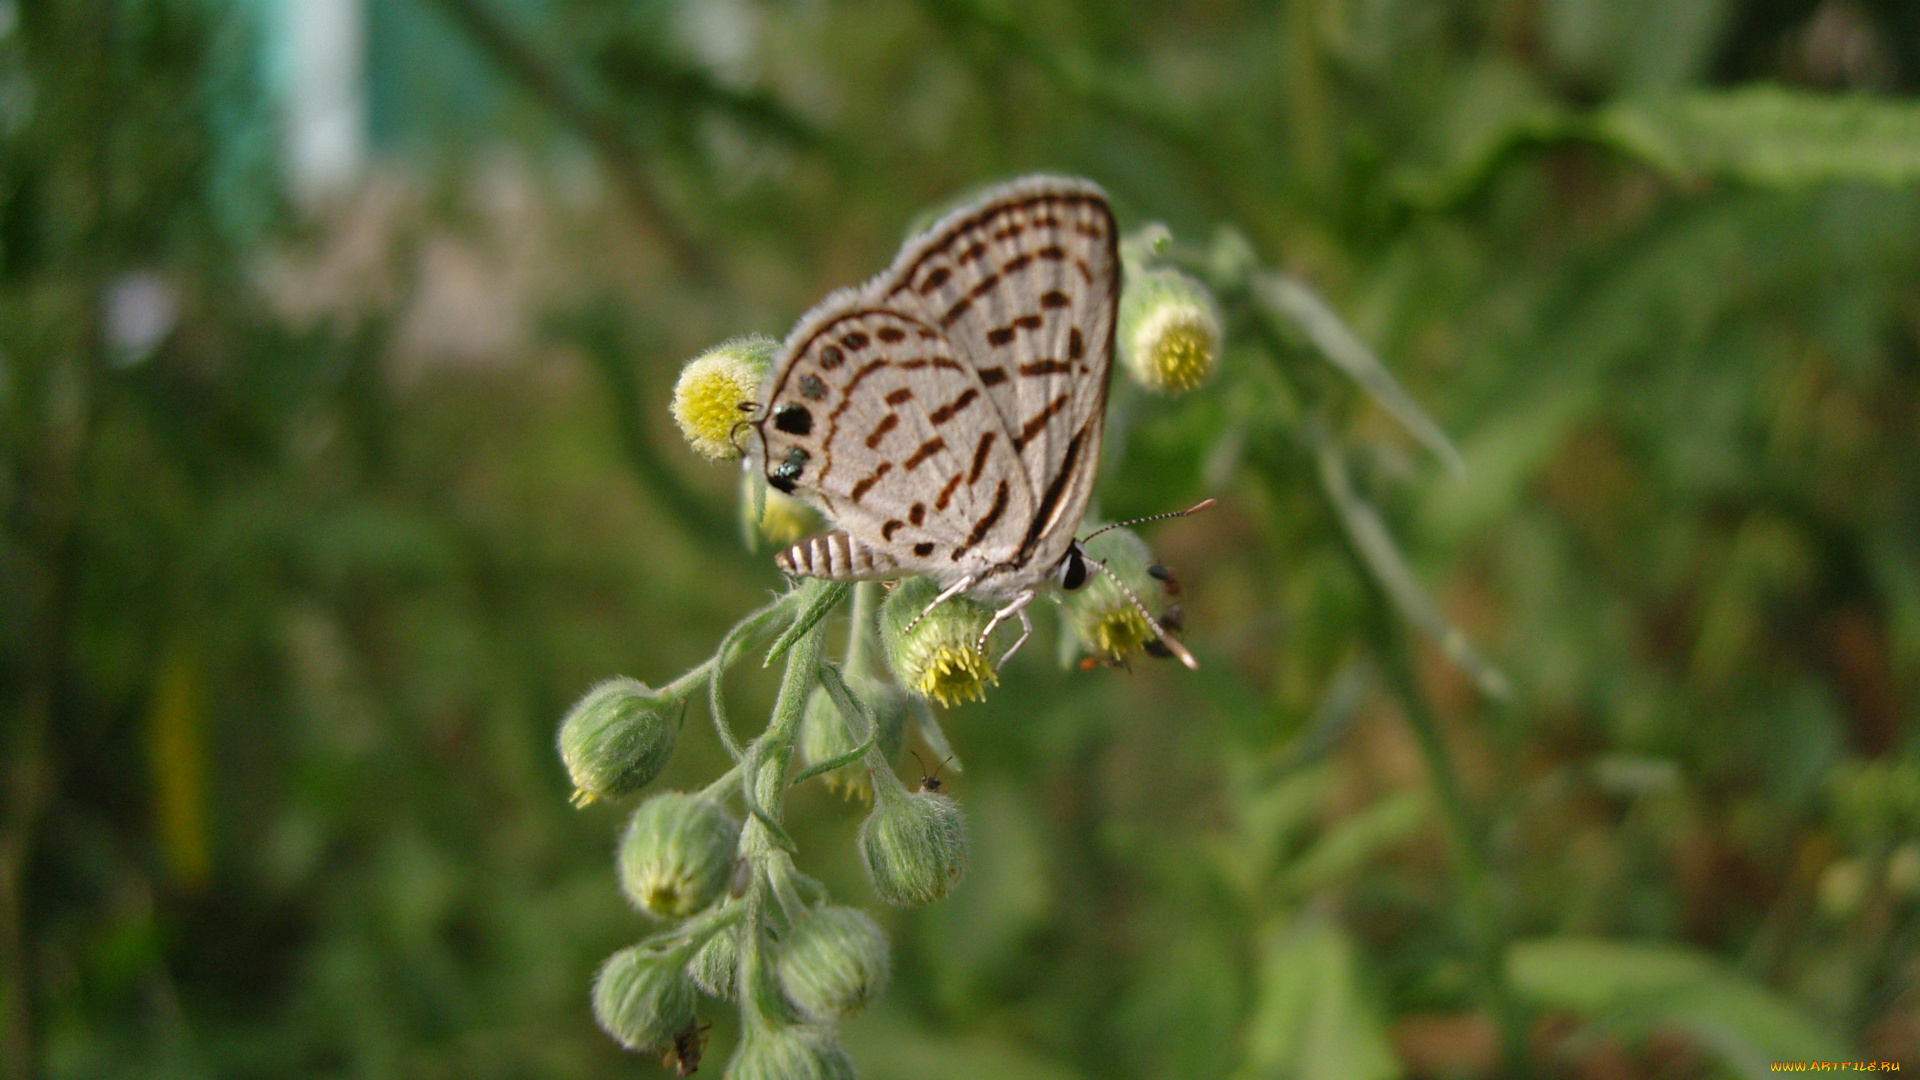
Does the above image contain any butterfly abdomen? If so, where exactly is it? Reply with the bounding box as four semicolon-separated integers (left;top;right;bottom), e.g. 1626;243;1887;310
777;531;901;581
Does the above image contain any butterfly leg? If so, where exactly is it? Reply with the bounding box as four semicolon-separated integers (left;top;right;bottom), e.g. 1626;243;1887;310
993;607;1036;671
978;589;1037;669
904;574;978;636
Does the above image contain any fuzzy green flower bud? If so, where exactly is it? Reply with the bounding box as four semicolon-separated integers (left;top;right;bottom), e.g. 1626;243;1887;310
673;336;776;462
559;677;678;806
774;905;890;1021
1118;268;1221;394
799;675;906;800
858;787;968;907
592;941;699;1052
725;1023;855;1080
879;577;996;706
1065;527;1163;661
620;793;742;919
688;923;739;999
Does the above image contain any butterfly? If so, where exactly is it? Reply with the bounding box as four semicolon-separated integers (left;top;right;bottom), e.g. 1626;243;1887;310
755;176;1195;669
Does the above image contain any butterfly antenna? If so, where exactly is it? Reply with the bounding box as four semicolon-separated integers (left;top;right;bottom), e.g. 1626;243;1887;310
1089;559;1200;671
1079;499;1216;544
728;400;766;457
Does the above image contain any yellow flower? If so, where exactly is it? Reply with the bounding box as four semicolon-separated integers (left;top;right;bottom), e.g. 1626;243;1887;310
879;577;997;706
1119;270;1221;394
1066;527;1165;662
671;336;775;461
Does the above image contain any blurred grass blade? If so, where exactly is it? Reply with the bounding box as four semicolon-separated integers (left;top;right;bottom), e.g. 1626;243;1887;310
1311;428;1510;699
1256;274;1466;476
1237;915;1402;1080
1507;938;1850;1078
1279;788;1431;899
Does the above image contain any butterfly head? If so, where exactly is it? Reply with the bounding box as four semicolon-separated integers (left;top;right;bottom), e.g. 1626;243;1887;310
1055;540;1091;592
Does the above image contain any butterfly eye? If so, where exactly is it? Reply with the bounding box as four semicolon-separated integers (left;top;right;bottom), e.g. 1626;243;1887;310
1058;547;1089;592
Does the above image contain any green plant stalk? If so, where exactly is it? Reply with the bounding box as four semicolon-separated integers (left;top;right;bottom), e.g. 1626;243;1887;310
1363;611;1523;1076
1251;294;1524;1075
734;578;840;1026
845;581;880;678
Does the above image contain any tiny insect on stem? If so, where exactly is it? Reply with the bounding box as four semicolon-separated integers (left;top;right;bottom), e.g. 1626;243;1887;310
910;751;952;793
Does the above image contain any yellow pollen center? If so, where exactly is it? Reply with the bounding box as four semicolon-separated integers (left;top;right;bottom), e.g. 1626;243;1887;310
672;355;760;461
1145;316;1216;392
914;645;997;706
1094;607;1153;658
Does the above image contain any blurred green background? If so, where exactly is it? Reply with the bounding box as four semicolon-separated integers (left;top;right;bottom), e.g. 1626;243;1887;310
3;0;1918;1077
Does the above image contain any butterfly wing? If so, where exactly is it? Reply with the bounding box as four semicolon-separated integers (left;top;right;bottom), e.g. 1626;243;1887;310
757;176;1118;595
878;177;1119;585
757;303;1036;585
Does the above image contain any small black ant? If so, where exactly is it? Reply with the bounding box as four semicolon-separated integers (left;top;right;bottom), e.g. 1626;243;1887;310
662;1017;713;1077
910;751;952;793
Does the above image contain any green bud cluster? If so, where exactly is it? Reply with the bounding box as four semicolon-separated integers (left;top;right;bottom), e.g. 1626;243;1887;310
859;785;968;907
1064;527;1164;661
1118;268;1222;394
725;1023;857;1080
774;906;890;1021
559;677;679;806
879;576;996;705
688;922;741;999
799;674;906;800
620;792;742;919
592;942;699;1052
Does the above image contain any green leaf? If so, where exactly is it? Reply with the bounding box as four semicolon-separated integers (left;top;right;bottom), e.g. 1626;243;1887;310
1594;88;1920;189
1256;274;1466;476
1237;916;1402;1080
1311;426;1510;699
1506;938;1850;1078
1396;86;1920;208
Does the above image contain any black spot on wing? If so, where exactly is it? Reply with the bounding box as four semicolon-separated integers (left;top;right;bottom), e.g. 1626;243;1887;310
773;404;813;435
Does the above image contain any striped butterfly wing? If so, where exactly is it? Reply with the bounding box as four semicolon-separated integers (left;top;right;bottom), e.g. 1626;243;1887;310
758;176;1117;593
878;176;1119;582
758;304;1036;583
